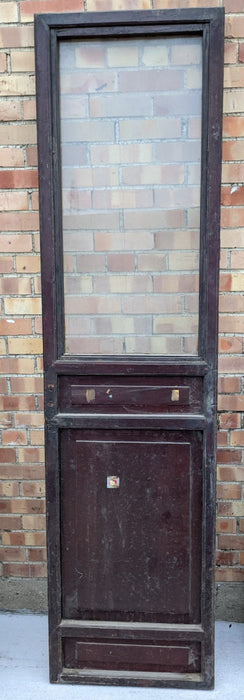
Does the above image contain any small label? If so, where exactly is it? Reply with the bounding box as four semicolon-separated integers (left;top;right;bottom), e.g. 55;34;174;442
107;476;120;489
171;389;180;402
86;389;95;403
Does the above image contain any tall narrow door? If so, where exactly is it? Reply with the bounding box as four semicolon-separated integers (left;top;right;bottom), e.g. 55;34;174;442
35;8;224;689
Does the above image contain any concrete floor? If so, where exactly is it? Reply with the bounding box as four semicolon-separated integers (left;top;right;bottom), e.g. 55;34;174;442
0;614;243;699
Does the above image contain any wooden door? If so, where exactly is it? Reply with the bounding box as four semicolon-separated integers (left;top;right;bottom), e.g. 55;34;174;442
35;8;224;688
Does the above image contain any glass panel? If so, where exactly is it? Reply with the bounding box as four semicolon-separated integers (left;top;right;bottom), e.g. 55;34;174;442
60;36;202;355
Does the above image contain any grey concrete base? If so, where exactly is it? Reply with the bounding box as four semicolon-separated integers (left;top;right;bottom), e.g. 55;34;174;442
0;614;243;699
215;582;244;622
1;578;244;622
0;578;48;613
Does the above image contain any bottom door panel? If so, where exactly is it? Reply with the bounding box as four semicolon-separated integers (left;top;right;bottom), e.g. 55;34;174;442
60;429;202;625
63;637;201;674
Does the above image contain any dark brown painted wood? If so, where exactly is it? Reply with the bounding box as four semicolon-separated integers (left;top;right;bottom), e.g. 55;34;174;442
60;621;204;639
70;384;190;407
61;429;202;623
53;414;206;431
35;7;224;689
59;376;203;414
55;358;209;376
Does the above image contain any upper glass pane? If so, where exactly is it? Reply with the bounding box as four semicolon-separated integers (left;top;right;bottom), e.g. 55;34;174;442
60;36;202;355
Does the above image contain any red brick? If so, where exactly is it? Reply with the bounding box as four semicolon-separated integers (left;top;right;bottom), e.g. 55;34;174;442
21;481;45;497
153;0;220;6
218;535;244;550
217;502;236;517
20;0;84;22
0;26;34;49
0;465;45;480
219;336;243;353
0;147;24;167
225;0;244;10
0;358;34;374
219;413;241;430
216;519;237;534
3;563;47;577
224;41;237;64
217;484;241;500
221;228;244;248
219;295;244;312
221;186;244;206
224;66;244;88
17;447;44;464
0;213;39;231
0;170;38;189
216;551;239;566
26;146;37;166
218;357;244;374
218;467;244;482
87;0;150;8
0;515;22;530
0;52;7;71
218;377;241;394
0;396;36;412
28;548;46;562
1;533;25;546
219;315;244;333
23;99;36;120
14;413;43;429
225;16;244;38
0;378;8;394
218;395;244;412
216;569;244;582
30;191;39;210
222;163;244;183
221;208;244;229
107;254;135;272
10;377;43;394
239;44;244;63
217;449;242;464
219;273;232;291
1;547;25;562
0;100;21;121
2;532;46;546
223;117;244;138
230;431;244;446
0;448;16;463
0;234;32;253
217;431;228;447
239;520;244;533
0;191;28;210
0;256;14;273
0;498;44;514
22;514;46;530
0;277;31;294
222;141;244;161
2;430;27;446
0;319;32;336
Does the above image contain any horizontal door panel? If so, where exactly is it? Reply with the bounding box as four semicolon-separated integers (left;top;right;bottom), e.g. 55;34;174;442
59;376;203;414
70;385;190;407
63;638;201;673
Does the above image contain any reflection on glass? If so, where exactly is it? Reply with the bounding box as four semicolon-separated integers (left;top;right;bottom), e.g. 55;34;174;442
60;36;202;355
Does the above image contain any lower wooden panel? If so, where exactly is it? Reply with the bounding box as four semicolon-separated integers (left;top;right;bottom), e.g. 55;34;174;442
60;429;202;625
63;637;201;673
59;427;204;681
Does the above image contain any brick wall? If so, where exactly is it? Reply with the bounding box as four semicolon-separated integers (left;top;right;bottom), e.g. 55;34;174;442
0;0;244;596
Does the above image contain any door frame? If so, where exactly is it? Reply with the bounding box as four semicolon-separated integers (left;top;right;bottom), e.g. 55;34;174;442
35;7;224;688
